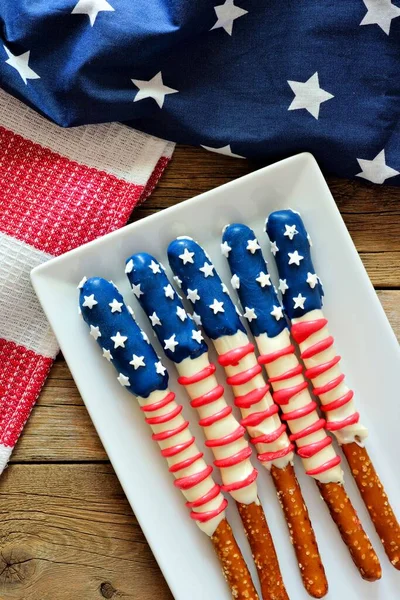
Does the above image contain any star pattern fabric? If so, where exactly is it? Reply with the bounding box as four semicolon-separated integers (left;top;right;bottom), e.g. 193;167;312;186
1;2;399;185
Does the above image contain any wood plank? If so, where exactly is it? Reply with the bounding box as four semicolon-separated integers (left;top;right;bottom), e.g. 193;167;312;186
0;464;172;600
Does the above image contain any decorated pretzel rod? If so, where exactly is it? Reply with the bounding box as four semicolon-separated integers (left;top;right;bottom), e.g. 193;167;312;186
167;238;328;598
79;277;259;600
125;253;288;600
222;223;381;582
266;208;400;571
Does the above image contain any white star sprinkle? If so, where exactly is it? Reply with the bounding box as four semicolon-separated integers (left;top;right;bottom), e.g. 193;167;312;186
293;294;306;310
356;149;399;185
173;275;182;288
3;45;40;84
117;373;130;387
164;334;179;352
71;0;114;26
270;241;279;256
179;248;195;264
141;330;150;344
360;0;400;35
270;305;284;321
131;283;143;298
231;274;240;289
149;312;162;327
109;298;123;313
127;305;135;317
90;325;101;340
210;299;224;314
201;144;245;159
176;306;187;322
210;0;248;36
149;260;161;274
256;272;271;288
288;72;334;120
278;279;289;295
199;262;215;277
129;354;146;370
77;276;87;289
306;273;319;289
283;224;298;240
221;241;232;257
192;330;204;344
82;294;98;309
164;284;175;299
221;283;229;294
243;307;257;322
102;348;113;361
192;312;202;326
187;288;200;303
155;361;167;375
132;71;178;109
288;251;304;266
246;239;261;254
111;331;127;348
125;259;134;274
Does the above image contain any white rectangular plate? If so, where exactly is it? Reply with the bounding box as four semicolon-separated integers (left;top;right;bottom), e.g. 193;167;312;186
32;153;400;599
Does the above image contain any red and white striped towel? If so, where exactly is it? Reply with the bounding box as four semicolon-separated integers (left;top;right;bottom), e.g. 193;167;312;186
0;88;174;472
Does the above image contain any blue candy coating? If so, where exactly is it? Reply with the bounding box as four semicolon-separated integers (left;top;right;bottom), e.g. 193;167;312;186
167;237;246;340
266;209;324;319
79;277;169;398
222;224;288;337
126;252;208;363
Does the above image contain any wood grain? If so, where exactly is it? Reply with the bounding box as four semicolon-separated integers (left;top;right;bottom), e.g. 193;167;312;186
1;146;399;599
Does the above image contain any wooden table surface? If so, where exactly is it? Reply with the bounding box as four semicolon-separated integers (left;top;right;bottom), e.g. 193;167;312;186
1;146;399;600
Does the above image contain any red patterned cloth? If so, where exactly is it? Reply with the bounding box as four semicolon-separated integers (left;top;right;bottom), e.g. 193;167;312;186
0;88;174;470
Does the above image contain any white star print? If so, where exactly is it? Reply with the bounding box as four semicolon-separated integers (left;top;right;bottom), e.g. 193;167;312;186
109;298;123;313
117;373;130;387
132;72;178;109
293;294;306;310
77;276;87;289
210;299;224;314
246;239;261;254
221;241;232;257
155;361;167;375
306;273;319;289
141;330;150;344
90;325;101;340
283;224;298;240
270;241;279;256
288;72;334;120
125;259;134;274
71;0;114;26
131;283;143;298
164;334;179;352
82;294;98;309
111;332;127;348
278;279;289;295
102;348;113;362
243;307;257;322
179;248;195;264
164;284;175;299
192;312;202;326
149;312;161;327
360;0;400;35
231;274;240;289
192;330;204;344
173;275;182;288
210;0;248;36
199;262;215;277
270;305;284;321
187;289;200;303
256;272;271;287
201;144;245;158
149;260;161;274
176;306;187;322
356;149;399;184
3;46;40;84
129;354;146;370
288;251;304;266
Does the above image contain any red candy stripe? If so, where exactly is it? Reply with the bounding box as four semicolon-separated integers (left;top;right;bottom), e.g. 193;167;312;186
169;452;204;473
205;425;246;448
161;436;195;458
214;446;253;468
226;363;262;386
326;412;360;431
258;345;295;365
306;456;341;476
241;404;279;427
145;404;183;425
258;443;295;463
323;390;354;412
190;385;225;408
301;336;334;360
218;343;255;366
174;465;213;490
186;483;221;508
269;364;303;382
305;355;341;379
272;381;308;405
140;391;176;412
289;418;326;442
251;424;287;445
190;498;228;522
152;420;189;441
313;374;345;397
178;364;216;385
297;436;332;459
234;386;270;409
291;319;328;343
221;468;258;492
281;401;317;421
199;405;232;427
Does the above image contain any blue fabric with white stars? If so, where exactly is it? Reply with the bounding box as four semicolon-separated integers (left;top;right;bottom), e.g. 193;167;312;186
79;277;168;398
222;224;288;338
1;1;399;185
126;252;208;363
168;237;246;340
266;209;324;320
